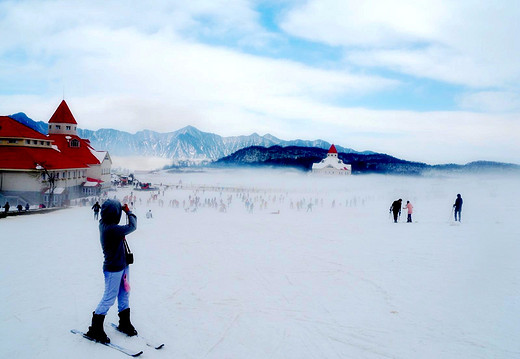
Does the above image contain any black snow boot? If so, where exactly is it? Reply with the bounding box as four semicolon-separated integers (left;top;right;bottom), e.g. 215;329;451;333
117;308;138;336
86;312;110;343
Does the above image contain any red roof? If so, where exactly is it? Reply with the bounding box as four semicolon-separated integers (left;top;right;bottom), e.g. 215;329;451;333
48;134;101;167
0;146;88;170
1;108;103;172
86;177;103;183
0;116;49;139
328;144;338;154
48;100;78;124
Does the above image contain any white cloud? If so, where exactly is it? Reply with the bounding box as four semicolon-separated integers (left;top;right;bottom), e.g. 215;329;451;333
0;17;397;130
0;0;519;164
281;0;447;48
457;91;520;113
346;46;502;88
281;0;520;88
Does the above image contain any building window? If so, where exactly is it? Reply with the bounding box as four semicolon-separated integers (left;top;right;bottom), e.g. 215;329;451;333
33;140;38;144
46;142;50;146
40;141;44;145
25;139;31;144
56;125;61;129
8;139;18;144
66;126;71;130
70;139;80;148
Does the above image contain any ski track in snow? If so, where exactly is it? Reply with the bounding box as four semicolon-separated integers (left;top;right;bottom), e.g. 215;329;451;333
1;170;520;359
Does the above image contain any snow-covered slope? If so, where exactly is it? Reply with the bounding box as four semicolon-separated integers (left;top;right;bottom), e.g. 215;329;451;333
1;171;519;358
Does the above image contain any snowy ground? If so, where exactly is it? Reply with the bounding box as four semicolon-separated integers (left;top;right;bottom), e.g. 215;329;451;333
1;169;519;359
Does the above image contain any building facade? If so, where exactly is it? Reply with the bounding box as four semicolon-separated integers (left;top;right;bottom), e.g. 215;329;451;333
0;100;111;207
311;144;352;175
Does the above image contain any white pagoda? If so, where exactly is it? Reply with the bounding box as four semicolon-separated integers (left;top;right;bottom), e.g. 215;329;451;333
311;144;352;175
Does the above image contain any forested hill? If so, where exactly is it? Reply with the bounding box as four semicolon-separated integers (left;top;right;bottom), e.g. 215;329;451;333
215;146;429;174
214;146;520;175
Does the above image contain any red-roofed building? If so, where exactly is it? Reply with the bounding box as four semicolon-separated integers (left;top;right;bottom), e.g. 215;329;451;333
311;144;352;175
48;100;78;125
0;101;111;207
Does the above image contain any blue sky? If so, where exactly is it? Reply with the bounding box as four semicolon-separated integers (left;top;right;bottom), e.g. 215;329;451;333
1;0;519;164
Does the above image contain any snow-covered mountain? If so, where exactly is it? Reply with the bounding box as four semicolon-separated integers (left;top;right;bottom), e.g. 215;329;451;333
77;125;370;165
8;113;369;165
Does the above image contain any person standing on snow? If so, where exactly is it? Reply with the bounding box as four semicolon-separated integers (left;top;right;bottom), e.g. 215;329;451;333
86;199;138;344
453;194;463;222
91;201;101;220
404;200;413;223
389;199;402;223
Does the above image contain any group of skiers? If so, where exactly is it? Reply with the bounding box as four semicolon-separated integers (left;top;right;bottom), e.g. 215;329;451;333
389;199;411;223
84;192;464;345
390;194;463;223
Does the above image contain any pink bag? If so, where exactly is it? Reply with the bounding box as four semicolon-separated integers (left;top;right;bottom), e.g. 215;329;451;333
123;274;131;292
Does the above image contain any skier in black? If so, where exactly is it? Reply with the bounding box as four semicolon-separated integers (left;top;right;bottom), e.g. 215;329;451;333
389;199;402;223
92;201;101;220
453;194;463;222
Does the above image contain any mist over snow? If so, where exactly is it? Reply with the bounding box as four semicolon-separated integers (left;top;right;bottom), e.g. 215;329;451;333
1;169;519;358
111;156;172;172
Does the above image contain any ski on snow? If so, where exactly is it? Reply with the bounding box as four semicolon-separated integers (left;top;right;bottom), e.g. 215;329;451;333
70;329;143;357
110;323;165;349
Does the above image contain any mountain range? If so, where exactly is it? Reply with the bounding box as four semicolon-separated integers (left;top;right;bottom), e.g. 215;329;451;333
214;146;520;175
215;146;427;174
8;112;373;164
8;112;519;175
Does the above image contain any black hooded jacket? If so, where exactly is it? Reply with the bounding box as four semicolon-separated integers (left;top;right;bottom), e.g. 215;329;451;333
99;199;137;272
454;195;463;211
390;199;402;214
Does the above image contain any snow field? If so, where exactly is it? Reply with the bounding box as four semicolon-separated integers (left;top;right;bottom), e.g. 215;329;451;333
0;170;519;358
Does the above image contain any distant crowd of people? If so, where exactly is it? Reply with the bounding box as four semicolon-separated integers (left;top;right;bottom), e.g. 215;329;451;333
86;185;465;226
